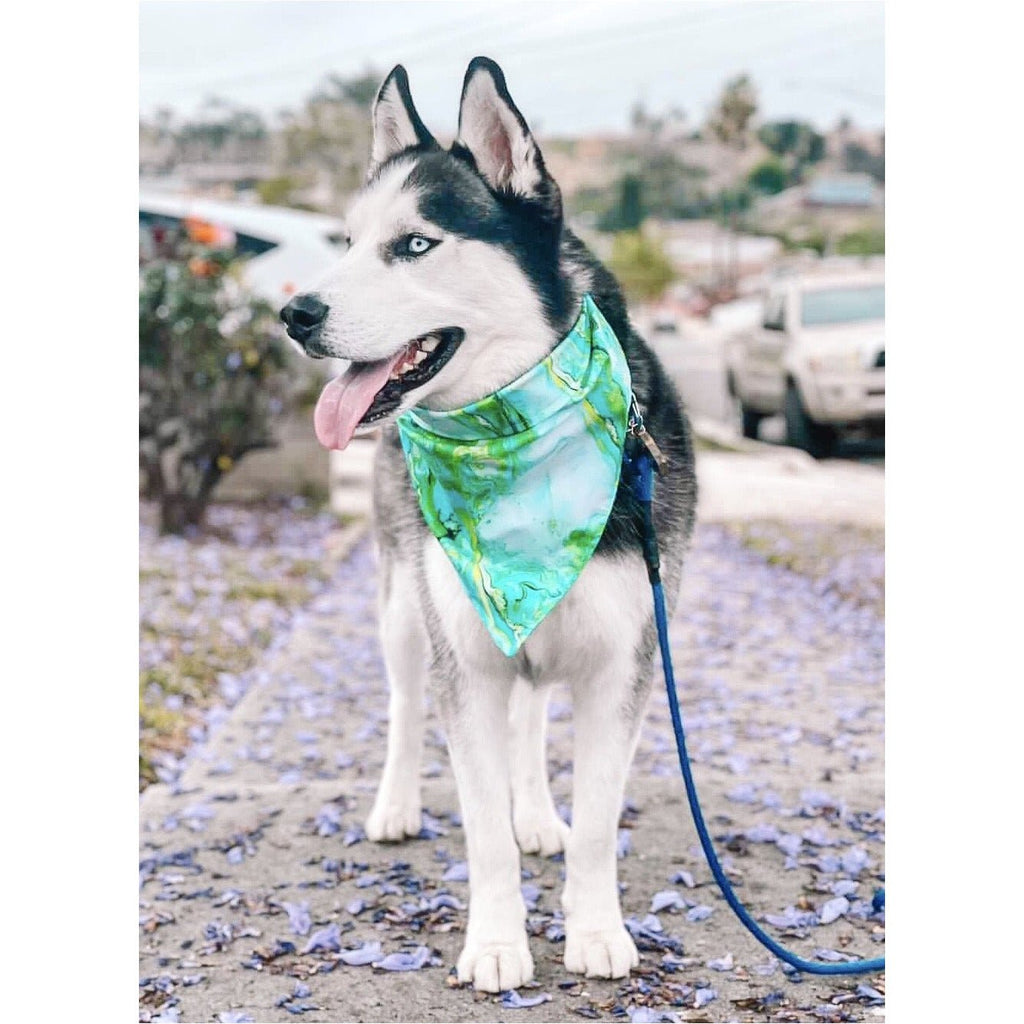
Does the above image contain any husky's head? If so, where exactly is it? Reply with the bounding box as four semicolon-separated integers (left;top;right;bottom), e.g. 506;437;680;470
281;57;575;451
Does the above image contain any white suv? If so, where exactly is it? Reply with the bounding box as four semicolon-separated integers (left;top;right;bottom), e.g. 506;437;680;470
725;268;884;457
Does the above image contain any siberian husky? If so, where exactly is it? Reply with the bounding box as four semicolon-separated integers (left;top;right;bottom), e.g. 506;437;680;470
281;57;696;992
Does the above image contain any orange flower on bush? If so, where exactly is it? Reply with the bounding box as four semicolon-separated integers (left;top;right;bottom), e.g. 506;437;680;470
184;216;236;248
188;257;218;278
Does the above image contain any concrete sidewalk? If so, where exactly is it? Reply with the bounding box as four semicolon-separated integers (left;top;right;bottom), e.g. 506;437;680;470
140;453;885;1023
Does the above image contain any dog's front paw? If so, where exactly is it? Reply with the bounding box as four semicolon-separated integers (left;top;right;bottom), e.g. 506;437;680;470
365;790;421;843
513;808;570;856
563;925;639;979
457;936;534;992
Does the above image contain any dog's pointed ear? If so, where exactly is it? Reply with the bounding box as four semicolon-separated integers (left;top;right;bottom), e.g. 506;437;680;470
370;65;438;173
456;57;561;219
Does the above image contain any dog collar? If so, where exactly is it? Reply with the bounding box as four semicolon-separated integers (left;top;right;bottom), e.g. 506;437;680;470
396;294;632;655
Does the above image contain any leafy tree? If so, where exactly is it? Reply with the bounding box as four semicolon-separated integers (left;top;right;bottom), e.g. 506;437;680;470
139;235;296;534
276;72;376;207
598;173;645;232
707;74;758;149
757;120;825;164
606;231;676;303
747;157;789;195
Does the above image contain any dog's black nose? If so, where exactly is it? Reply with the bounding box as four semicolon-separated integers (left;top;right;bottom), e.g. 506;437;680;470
280;293;329;345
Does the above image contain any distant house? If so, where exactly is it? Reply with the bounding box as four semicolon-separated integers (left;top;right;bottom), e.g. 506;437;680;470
804;173;883;210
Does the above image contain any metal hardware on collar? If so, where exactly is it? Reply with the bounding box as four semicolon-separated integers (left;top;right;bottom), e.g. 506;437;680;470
627;392;669;472
632;452;886;978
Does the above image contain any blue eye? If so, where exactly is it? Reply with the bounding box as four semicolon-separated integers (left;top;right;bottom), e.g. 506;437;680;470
405;234;436;256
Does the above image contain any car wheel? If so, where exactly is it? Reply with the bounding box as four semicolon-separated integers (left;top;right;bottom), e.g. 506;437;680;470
728;381;762;439
784;382;835;459
739;404;763;440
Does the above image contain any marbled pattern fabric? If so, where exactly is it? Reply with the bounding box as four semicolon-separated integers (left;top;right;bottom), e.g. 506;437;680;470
397;294;632;655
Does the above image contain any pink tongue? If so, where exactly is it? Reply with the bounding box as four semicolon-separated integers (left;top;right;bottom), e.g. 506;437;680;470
313;351;406;450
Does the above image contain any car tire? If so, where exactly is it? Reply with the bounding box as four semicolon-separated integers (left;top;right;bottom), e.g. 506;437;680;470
785;382;835;459
739;404;763;440
727;379;763;439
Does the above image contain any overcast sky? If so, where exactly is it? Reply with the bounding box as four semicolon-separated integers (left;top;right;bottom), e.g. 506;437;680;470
139;0;884;136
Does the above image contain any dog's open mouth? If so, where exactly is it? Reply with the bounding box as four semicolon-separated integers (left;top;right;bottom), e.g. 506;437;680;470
313;328;464;450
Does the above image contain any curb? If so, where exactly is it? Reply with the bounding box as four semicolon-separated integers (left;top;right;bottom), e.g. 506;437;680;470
691;415;818;472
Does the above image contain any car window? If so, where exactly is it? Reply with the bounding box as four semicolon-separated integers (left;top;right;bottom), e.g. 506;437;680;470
800;284;884;327
234;231;278;257
762;293;786;330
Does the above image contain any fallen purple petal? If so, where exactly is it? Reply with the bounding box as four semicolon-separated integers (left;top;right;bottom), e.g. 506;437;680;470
302;924;341;954
282;901;312;936
501;990;553;1008
373;945;432;971
337;941;383;966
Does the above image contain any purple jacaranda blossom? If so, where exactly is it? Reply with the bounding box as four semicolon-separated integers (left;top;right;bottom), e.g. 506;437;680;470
686;905;713;922
343;826;365;847
545;920;565;942
694;988;717;1008
217;1015;254;1023
354;873;380;889
650;890;687;913
775;832;803;858
346;898;369;916
225;846;244;865
282;901;312;936
521;884;541;910
424;893;463;912
302;923;341;954
830;879;859;898
337;941;382;966
418;810;449;839
802;825;838;847
818;896;850;924
840;846;870;874
746;823;781;843
617;829;632;858
856;983;885;1004
668;869;695;888
707;952;734;971
641;913;663;932
442;860;469;882
628;1008;679;1022
500;990;552;1008
726;782;759;804
314;804;342;837
814;948;856;962
764;906;819;929
151;1011;181;1023
373;945;432;971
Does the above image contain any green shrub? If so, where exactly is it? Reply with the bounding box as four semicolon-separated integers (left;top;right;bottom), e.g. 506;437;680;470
139;241;295;533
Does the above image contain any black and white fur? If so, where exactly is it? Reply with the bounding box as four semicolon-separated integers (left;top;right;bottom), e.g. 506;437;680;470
292;58;697;992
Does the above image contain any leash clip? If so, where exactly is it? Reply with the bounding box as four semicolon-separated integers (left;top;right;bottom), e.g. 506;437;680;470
628;392;669;473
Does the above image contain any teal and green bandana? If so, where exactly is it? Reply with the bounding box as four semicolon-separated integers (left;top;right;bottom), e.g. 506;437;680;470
396;294;632;656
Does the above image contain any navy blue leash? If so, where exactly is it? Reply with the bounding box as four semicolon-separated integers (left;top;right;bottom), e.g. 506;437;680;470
621;428;885;977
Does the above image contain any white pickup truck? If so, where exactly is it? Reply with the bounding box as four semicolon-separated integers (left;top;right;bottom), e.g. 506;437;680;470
724;269;885;458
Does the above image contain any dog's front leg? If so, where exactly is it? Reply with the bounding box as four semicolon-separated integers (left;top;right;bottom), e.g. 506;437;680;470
562;647;652;979
510;678;570;855
366;556;427;842
437;668;534;992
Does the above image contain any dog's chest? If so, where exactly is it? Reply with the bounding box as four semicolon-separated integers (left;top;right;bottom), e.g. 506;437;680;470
421;536;649;681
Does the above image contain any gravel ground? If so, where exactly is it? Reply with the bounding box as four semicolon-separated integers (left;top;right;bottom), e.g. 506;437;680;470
139;503;884;1023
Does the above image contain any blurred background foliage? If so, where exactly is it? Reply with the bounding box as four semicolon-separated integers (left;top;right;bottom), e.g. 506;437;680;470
139;228;297;534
